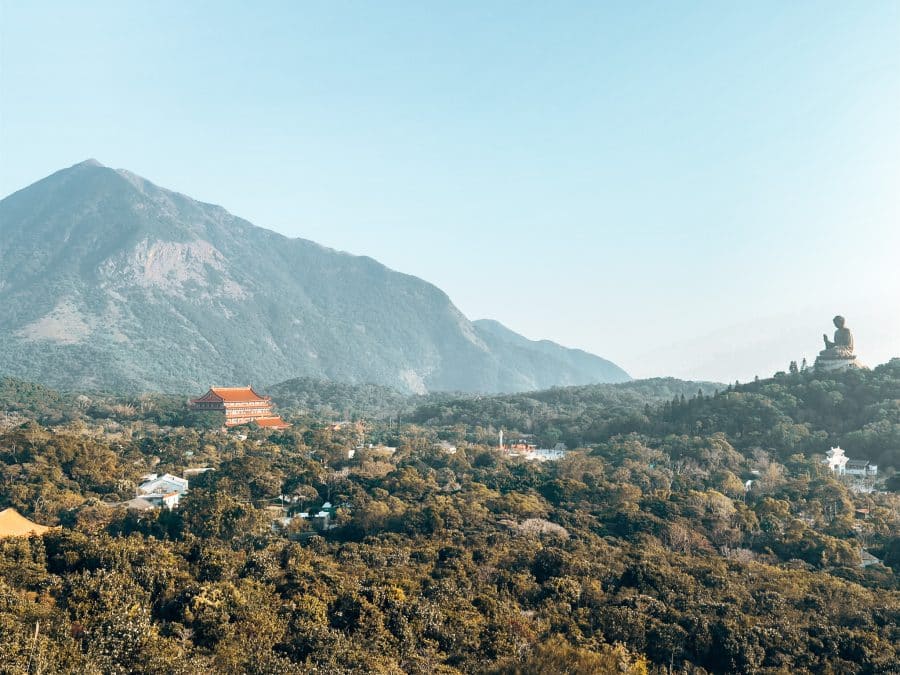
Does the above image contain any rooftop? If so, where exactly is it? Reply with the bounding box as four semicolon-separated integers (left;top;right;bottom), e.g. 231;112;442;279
140;473;187;486
253;416;291;429
118;497;157;511
192;386;271;404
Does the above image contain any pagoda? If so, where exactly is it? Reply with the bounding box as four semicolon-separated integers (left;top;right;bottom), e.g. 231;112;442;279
190;386;290;430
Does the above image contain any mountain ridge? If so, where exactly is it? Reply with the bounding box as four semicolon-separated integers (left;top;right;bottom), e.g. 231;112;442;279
0;160;630;394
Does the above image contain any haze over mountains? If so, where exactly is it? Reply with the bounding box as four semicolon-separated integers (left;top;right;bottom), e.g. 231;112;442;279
0;160;629;394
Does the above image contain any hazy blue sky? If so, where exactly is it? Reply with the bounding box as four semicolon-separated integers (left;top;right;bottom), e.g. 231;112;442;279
2;1;898;381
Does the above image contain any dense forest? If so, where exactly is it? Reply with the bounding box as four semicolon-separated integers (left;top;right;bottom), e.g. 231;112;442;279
266;376;725;424
409;364;900;474
0;362;898;673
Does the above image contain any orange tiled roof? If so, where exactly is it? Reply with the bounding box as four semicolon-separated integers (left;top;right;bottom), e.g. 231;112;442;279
192;386;271;404
254;416;291;429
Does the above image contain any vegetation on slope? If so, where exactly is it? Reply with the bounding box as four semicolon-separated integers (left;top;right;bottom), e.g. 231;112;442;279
0;362;897;672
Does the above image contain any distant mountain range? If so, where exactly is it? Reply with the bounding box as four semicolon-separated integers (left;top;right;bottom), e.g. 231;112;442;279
0;160;630;394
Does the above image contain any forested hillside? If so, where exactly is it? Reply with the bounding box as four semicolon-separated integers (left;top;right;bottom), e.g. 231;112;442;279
409;377;724;448
652;360;900;472
413;362;900;473
268;377;419;419
0;363;898;673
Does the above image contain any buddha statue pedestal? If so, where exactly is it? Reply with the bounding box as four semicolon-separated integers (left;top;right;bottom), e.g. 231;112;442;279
815;355;861;373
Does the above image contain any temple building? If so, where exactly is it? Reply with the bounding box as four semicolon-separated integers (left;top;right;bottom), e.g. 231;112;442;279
824;446;849;474
190;386;290;430
823;446;877;478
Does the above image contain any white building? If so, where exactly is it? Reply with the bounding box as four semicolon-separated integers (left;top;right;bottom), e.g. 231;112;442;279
510;443;568;462
119;490;181;511
528;444;568;462
297;501;335;530
845;459;877;477
138;473;189;496
824;447;849;475
823;447;877;479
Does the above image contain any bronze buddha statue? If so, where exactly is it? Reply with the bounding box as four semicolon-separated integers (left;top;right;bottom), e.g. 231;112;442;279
819;315;855;361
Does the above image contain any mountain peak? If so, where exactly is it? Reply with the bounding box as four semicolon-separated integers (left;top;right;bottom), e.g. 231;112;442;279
73;158;105;168
0;162;630;394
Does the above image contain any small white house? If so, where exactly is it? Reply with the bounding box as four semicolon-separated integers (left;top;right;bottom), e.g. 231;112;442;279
824;447;849;475
139;473;189;496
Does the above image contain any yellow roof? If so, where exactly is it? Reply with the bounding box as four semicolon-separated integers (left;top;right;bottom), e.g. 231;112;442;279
0;508;52;538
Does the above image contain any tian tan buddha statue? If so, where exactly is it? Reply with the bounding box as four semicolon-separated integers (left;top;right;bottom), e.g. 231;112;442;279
815;315;861;370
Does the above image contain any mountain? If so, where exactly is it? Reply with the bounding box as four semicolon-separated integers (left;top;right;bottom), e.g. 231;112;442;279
0;160;630;394
473;319;628;388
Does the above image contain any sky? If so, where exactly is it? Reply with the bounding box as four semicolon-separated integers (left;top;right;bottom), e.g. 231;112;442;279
1;1;898;382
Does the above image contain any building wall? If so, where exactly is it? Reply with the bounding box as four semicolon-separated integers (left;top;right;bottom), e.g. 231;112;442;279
191;397;277;426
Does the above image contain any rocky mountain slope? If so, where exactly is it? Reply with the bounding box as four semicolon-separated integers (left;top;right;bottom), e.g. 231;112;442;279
0;160;630;393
